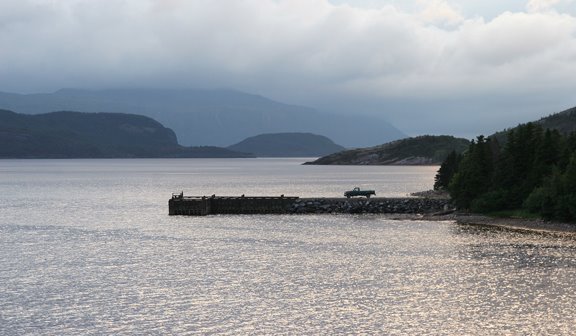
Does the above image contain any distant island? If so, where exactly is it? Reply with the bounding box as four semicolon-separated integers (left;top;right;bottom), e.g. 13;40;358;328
305;135;470;165
228;133;345;157
0;109;252;158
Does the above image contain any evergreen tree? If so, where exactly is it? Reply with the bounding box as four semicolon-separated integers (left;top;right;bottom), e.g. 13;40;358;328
434;150;460;190
555;153;576;221
531;129;562;181
492;123;544;208
524;167;562;219
449;136;494;209
440;123;576;222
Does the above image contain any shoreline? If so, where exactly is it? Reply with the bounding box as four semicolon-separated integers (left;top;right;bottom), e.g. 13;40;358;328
419;212;576;236
409;190;576;236
454;214;576;236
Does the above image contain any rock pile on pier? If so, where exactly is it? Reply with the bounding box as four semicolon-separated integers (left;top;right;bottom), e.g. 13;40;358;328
290;197;451;214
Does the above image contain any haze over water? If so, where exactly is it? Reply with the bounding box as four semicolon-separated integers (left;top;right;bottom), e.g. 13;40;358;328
1;158;576;335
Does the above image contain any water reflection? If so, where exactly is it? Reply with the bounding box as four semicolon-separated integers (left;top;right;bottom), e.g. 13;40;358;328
1;160;576;334
3;216;576;335
453;224;576;269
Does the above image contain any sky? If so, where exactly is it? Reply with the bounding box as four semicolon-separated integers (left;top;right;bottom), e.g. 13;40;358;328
1;0;576;138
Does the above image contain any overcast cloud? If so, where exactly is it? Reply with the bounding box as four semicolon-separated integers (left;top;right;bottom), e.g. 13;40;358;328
1;0;576;138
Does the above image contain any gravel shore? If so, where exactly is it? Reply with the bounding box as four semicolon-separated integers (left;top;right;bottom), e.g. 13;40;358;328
411;190;576;235
451;214;576;235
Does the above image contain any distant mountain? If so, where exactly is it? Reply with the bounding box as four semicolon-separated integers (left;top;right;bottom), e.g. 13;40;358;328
0;109;251;158
305;135;470;165
0;88;406;147
228;133;345;157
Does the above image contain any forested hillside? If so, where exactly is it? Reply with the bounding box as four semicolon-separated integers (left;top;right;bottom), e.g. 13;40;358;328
0;109;251;158
538;106;576;134
436;122;576;222
306;135;470;165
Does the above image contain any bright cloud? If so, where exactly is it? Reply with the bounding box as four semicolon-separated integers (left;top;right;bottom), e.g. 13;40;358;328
417;0;464;25
526;0;563;12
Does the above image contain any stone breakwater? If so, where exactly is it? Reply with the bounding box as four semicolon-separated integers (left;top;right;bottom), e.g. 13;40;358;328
169;194;452;216
291;198;451;214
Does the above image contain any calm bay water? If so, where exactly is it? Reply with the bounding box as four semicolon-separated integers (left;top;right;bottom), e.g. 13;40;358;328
1;158;576;335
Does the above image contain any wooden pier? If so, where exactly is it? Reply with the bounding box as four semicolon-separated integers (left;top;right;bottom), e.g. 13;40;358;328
169;194;298;216
169;193;451;216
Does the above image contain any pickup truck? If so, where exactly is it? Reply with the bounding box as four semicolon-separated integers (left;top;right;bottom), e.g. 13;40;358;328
344;187;376;198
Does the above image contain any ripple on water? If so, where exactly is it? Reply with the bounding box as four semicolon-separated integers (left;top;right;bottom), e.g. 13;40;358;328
1;160;576;335
3;215;576;335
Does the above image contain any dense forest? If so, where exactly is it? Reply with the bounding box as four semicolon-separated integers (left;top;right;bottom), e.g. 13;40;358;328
435;122;576;222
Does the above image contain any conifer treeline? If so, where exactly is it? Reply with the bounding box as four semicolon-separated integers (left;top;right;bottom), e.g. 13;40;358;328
435;122;576;222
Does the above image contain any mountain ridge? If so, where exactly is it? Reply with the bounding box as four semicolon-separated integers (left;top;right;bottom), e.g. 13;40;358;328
0;88;406;148
228;132;345;157
0;109;251;158
305;135;470;165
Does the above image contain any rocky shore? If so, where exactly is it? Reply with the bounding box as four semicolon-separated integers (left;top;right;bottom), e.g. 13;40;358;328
408;190;576;235
370;211;576;236
452;214;576;235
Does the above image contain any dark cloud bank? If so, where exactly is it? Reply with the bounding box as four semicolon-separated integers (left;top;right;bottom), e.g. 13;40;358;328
1;0;576;139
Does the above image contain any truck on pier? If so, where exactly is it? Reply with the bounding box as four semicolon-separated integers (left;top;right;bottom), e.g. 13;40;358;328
344;187;376;198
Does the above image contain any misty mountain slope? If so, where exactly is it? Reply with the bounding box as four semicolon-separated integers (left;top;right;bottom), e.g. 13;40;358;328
306;135;470;165
0;109;251;158
316;104;576;166
536;106;576;134
228;133;346;157
0;89;406;147
491;105;576;142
